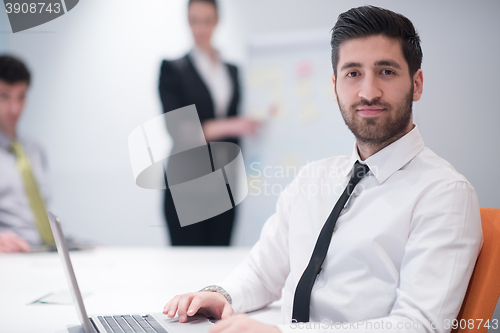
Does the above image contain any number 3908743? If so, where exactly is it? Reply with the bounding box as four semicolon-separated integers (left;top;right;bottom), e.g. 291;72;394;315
444;319;498;330
5;3;61;14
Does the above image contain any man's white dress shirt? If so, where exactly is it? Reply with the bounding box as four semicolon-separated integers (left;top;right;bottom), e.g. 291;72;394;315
0;130;50;245
220;125;482;333
189;45;232;119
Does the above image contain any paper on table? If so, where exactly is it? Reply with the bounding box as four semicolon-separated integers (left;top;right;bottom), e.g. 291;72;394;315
30;290;90;305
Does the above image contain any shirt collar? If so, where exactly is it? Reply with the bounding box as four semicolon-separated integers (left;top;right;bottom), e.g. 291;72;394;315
343;125;425;184
0;129;14;150
189;45;222;66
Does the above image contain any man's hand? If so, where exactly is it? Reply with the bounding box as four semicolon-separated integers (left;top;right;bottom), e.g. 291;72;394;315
209;314;281;333
163;291;233;323
0;231;30;253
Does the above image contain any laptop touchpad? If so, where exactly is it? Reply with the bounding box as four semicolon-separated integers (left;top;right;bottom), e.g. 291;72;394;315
152;313;212;332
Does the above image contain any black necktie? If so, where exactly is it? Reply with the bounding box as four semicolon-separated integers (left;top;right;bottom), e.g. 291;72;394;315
292;161;370;323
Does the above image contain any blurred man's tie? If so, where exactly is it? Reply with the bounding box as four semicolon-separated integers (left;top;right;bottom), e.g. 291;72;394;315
9;141;55;245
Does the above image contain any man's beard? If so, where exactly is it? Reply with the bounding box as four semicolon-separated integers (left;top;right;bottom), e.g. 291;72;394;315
337;86;414;146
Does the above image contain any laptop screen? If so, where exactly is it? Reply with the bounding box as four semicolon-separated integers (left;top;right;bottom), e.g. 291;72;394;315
48;211;96;333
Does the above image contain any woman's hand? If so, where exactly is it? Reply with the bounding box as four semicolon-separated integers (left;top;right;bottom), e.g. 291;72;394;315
203;117;261;141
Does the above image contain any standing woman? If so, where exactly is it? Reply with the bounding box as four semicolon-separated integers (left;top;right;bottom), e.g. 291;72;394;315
159;0;258;246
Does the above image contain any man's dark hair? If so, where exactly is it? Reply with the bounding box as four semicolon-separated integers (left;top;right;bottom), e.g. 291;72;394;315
0;55;31;85
331;6;422;78
188;0;218;12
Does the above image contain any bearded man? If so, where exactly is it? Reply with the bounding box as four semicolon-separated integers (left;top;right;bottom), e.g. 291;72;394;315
161;6;482;333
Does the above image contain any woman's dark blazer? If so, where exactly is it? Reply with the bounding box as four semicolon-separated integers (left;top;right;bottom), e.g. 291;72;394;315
159;54;240;147
158;53;241;246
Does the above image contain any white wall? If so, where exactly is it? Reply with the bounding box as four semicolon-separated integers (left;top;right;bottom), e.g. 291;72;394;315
0;9;9;51
4;0;500;249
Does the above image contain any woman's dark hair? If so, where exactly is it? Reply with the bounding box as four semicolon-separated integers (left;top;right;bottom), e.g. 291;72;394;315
331;6;422;78
0;55;31;85
188;0;218;12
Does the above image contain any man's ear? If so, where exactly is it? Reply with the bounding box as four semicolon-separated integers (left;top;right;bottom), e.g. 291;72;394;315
412;69;423;102
331;73;338;105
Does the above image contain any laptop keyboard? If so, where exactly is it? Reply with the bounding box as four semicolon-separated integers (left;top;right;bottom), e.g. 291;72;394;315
96;314;168;333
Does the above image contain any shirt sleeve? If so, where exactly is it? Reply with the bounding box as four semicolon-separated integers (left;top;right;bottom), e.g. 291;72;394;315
277;180;483;333
219;174;300;313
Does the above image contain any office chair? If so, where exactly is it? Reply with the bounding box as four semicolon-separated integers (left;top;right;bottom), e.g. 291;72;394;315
453;208;500;333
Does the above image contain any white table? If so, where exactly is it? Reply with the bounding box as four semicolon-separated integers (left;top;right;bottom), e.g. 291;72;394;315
0;247;282;333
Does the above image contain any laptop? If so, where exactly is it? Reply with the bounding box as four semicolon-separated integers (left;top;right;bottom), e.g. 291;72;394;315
48;211;214;333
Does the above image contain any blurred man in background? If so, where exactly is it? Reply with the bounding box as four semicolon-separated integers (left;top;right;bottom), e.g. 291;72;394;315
0;55;54;253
